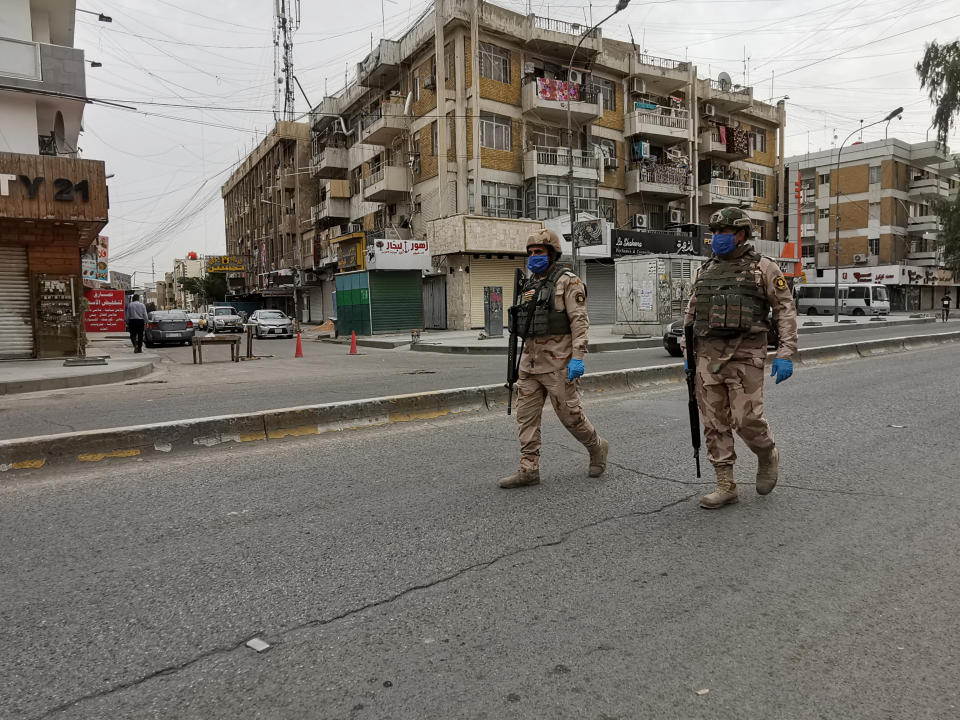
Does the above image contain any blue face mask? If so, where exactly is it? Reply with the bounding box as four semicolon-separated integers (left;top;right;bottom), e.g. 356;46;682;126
711;232;737;256
527;255;551;274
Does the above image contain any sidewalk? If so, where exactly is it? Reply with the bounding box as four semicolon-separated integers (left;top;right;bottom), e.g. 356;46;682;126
323;312;942;355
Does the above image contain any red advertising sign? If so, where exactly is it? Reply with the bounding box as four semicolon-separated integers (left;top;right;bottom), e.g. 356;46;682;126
84;288;126;332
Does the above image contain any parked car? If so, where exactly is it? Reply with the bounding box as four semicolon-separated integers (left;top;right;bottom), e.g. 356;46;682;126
249;309;294;338
206;306;244;333
662;318;780;357
186;312;206;330
144;310;195;347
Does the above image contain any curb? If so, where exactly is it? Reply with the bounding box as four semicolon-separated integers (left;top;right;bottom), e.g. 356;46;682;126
0;359;157;397
409;336;664;355
3;331;959;475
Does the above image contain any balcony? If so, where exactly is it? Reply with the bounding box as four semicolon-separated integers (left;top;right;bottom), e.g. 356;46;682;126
699;179;752;206
360;100;407;146
363;165;410;203
356;39;401;88
701;78;753;111
625;107;689;145
529;15;601;57
909;141;949;168
801;223;816;237
906;246;940;267
0;39;86;98
629;54;690;94
625;163;689;199
698;129;749;160
907;215;941;235
521;79;602;125
909;176;955;201
310;146;348;179
311;199;350;227
523;146;598;181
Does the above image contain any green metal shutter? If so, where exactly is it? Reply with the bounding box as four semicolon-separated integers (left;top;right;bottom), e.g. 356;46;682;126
335;272;371;336
370;271;423;333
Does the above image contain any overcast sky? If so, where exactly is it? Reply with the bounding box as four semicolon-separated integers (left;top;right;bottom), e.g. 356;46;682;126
74;0;960;283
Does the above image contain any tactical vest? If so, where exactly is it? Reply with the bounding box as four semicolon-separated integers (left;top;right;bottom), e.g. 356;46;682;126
512;265;575;339
693;248;771;338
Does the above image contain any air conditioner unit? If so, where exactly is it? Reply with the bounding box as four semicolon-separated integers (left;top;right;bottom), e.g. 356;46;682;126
523;62;536;76
303;271;318;283
631;213;648;229
568;69;583;85
630;78;646;95
703;103;716;117
604;157;619;169
348;222;364;234
669;209;684;223
422;74;436;90
853;253;868;264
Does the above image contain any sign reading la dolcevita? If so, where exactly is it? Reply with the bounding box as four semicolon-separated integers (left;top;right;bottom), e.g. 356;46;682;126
84;288;126;332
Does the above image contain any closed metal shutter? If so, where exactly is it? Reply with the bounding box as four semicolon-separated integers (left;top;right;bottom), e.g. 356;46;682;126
370;271;422;333
469;256;526;328
0;246;34;359
585;261;616;324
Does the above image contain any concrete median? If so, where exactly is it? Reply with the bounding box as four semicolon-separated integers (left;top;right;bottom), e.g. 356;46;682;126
3;331;959;476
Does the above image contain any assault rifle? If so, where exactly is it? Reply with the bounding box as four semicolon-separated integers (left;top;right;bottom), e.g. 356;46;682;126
506;268;533;415
683;323;702;478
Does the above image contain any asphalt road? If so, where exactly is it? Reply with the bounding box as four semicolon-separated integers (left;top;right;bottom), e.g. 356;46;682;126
1;320;955;441
3;345;959;719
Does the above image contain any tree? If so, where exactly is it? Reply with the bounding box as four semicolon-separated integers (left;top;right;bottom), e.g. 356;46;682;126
931;190;960;276
176;274;227;306
916;40;960;150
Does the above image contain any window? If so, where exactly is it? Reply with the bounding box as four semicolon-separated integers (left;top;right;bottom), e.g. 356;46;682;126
847;286;867;300
432;121;438;155
596;137;616;165
818;242;829;253
525;178;596;219
754;223;765;240
598;197;617;223
595;78;616;112
413;72;420;102
750;172;766;199
869;165;882;184
869;237;879;256
479;42;510;83
819;286;835;299
819;173;830;186
869;202;880;222
444;43;453;81
801;210;815;226
750;128;767;154
818;208;830;219
412;138;421;174
479;112;511;150
481;181;522;219
801;244;815;258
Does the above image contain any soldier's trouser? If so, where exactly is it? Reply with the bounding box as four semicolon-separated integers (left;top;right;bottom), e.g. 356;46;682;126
696;356;775;467
516;368;599;471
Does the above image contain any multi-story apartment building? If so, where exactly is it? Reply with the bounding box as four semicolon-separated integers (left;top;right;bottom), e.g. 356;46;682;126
221;121;318;319
307;0;786;332
0;0;109;358
785;139;959;312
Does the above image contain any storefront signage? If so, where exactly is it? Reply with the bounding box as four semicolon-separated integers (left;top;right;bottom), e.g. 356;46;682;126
84;288;126;332
366;238;431;271
0;173;91;202
81;236;109;283
573;220;603;247
206;255;246;273
612;230;704;257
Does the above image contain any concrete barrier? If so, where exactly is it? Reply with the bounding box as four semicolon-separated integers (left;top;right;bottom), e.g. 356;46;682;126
3;331;959;476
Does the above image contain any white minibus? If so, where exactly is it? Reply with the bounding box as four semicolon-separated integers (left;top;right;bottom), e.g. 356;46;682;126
794;283;890;316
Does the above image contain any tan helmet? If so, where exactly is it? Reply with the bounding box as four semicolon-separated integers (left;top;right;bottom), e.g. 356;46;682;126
708;206;753;237
526;228;562;258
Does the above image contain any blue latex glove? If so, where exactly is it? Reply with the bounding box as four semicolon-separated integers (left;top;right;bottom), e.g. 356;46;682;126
683;357;689;371
771;358;793;384
567;358;585;382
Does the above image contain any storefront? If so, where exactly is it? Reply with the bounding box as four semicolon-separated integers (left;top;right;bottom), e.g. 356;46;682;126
808;265;958;313
468;255;527;329
0;152;109;359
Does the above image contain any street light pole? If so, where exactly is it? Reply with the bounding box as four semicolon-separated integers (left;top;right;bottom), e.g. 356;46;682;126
833;106;902;323
567;0;630;273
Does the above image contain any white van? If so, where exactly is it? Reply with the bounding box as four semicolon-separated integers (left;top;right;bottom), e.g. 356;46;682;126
794;283;890;316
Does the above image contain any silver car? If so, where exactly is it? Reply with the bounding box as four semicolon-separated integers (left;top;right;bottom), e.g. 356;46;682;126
144;310;196;347
249;309;294;338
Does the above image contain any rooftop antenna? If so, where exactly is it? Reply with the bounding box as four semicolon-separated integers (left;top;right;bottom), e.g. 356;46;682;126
273;0;301;122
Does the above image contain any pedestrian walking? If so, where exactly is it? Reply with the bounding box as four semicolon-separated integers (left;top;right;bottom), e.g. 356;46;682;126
500;229;608;488
941;292;951;323
125;293;148;353
683;207;798;509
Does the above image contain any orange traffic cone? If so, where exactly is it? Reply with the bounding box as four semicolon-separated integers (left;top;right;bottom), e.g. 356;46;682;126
349;331;358;355
294;332;303;358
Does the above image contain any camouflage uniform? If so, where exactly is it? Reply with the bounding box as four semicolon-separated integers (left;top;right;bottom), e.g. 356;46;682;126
516;269;602;472
684;245;798;469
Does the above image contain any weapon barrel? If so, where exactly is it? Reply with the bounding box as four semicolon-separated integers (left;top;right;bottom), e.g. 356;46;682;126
683;324;702;478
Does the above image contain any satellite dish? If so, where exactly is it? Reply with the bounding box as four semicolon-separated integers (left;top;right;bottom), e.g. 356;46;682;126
717;72;732;91
53;112;67;154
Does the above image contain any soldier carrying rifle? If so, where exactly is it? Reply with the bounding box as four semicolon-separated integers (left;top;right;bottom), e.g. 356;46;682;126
500;229;609;489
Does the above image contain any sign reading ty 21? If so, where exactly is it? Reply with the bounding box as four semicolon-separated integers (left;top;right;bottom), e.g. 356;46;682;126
0;174;92;202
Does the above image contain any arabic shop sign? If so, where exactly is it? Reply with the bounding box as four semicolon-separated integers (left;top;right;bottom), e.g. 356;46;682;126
612;229;704;257
366;238;431;271
206;255;246;273
84;288;126;332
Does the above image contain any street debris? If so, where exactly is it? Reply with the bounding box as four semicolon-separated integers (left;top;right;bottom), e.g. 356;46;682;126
888;424;906;428
695;689;710;696
246;638;270;652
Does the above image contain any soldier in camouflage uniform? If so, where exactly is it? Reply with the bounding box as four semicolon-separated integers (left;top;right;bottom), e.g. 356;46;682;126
683;207;798;508
500;228;609;488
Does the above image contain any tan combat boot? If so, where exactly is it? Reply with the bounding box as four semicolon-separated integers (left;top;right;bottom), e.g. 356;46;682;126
588;438;609;478
498;469;541;489
700;465;738;509
756;447;779;495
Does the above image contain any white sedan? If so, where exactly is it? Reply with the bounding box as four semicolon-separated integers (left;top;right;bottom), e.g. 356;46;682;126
249;310;295;339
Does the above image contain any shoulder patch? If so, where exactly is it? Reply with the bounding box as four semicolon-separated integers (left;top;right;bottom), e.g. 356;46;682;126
575;291;585;305
775;276;788;291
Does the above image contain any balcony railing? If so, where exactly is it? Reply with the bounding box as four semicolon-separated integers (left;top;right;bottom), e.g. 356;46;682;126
636;53;688;72
362;111;383;131
708;78;751;96
707;179;752;199
532;146;598;169
630;162;688;187
631;108;689;131
527;77;600;104
533;15;598;37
